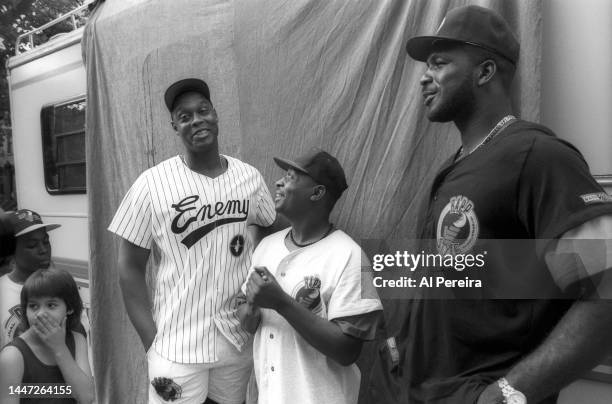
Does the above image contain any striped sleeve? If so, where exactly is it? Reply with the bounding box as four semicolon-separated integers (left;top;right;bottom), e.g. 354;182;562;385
254;172;276;227
107;172;153;249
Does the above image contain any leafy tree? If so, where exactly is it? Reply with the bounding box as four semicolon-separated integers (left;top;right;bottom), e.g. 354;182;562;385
0;0;88;207
0;0;86;123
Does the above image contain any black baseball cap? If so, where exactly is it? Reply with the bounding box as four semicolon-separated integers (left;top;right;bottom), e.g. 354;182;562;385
406;5;519;65
7;209;61;237
274;148;348;199
164;78;211;112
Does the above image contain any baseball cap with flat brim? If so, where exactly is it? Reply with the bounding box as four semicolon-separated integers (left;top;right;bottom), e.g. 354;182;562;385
8;209;61;237
274;148;348;199
406;5;519;65
164;78;211;112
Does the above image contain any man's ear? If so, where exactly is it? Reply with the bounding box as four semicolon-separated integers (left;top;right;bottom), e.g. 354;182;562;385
171;120;178;131
310;185;327;202
477;59;497;86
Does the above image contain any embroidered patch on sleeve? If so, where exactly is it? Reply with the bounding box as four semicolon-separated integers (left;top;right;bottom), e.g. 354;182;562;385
580;192;612;204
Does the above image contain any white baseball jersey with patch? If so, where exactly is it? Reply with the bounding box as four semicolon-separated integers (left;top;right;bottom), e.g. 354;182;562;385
0;274;23;348
108;155;275;363
248;228;382;404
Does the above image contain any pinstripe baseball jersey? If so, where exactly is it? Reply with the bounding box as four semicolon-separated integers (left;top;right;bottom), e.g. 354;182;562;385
108;155;276;363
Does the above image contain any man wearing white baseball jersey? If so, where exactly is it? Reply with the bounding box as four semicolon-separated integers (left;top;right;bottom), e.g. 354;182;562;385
239;149;383;404
108;78;276;404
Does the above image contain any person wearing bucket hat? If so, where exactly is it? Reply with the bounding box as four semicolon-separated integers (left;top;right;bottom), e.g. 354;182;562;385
238;148;383;404
109;78;277;403
400;5;612;404
0;209;61;348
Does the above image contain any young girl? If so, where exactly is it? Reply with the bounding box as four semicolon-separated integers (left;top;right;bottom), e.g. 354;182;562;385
0;268;94;403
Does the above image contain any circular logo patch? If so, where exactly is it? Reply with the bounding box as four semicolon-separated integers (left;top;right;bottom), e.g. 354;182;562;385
292;275;323;315
229;235;245;257
436;195;479;255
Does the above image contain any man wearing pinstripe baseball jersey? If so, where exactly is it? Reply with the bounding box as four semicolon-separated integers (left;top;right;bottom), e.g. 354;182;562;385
108;79;276;404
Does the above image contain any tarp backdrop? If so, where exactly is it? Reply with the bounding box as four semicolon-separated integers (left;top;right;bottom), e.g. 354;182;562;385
83;0;542;402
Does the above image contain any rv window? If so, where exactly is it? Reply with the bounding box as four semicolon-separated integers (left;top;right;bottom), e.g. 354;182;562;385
40;98;86;194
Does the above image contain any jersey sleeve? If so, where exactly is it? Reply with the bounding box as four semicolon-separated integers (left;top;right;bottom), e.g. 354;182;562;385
545;214;612;295
253;172;276;227
327;248;383;321
332;310;384;340
241;234;269;294
107;172;153;249
517;135;612;257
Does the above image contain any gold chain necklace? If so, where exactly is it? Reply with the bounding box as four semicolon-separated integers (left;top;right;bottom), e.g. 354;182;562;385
457;115;516;161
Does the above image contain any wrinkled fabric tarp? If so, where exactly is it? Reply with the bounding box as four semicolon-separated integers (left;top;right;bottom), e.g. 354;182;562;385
83;0;542;402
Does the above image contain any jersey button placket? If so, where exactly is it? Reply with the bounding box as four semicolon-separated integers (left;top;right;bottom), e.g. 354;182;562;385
278;259;290;279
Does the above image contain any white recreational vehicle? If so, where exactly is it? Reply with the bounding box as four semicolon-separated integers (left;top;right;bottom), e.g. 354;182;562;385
6;4;90;308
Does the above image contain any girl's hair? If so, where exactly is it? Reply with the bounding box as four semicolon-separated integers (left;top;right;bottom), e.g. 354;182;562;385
20;268;83;332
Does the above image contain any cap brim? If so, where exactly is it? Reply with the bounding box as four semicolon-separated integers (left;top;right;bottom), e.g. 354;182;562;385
15;223;61;237
406;36;467;61
164;79;211;112
273;157;310;176
407;36;517;65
